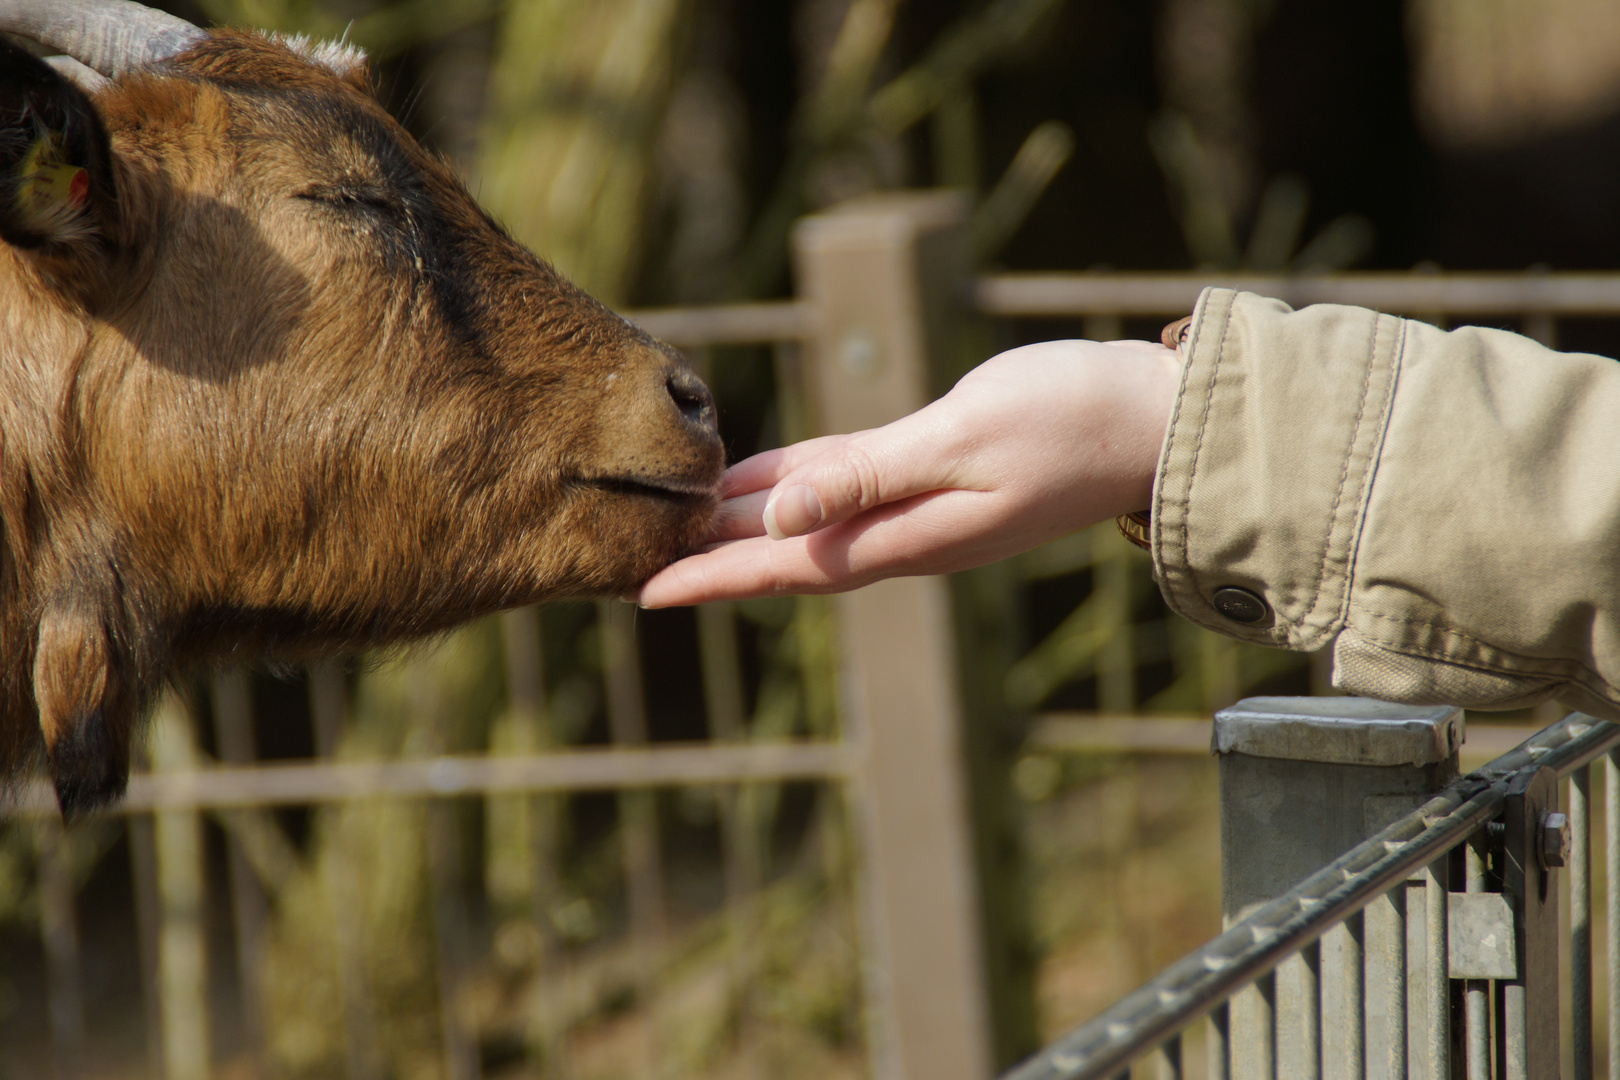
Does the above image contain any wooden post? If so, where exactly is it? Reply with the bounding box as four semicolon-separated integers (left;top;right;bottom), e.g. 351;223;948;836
695;601;764;1071
36;816;87;1080
208;670;267;1063
127;788;167;1080
408;658;481;1080
495;607;573;1074
793;191;994;1080
148;691;213;1080
426;798;479;1080
306;661;385;1080
597;599;665;1074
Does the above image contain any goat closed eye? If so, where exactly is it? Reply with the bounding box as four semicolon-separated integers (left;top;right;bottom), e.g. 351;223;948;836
295;184;401;219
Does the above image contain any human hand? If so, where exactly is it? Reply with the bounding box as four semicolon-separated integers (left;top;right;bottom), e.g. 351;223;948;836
637;338;1180;607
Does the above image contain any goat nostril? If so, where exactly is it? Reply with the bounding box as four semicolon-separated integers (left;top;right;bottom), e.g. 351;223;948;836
666;374;715;430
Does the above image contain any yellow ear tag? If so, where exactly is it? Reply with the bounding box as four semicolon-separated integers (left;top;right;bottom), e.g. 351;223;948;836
14;134;90;233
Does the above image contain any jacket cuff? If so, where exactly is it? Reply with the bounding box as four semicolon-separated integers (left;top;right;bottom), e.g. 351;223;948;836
1150;288;1404;650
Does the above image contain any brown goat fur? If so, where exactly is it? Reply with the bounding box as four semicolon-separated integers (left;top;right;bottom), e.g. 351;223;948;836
0;30;723;815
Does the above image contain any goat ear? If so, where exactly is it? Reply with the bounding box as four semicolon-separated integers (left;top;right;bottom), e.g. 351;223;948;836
0;38;115;252
34;600;128;818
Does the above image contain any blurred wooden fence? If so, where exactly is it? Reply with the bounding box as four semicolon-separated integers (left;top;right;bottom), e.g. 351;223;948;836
7;190;1620;1080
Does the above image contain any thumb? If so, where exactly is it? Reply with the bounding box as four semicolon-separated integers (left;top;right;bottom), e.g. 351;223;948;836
761;415;956;539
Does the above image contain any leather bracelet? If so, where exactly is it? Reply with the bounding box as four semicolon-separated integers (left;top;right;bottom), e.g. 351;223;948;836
1114;316;1194;551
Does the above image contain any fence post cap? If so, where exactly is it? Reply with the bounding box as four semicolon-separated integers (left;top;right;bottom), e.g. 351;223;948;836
1212;695;1464;767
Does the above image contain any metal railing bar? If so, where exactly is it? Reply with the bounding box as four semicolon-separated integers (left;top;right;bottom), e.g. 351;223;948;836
1304;943;1322;1080
1346;916;1366;1080
1279;944;1321;1080
623;301;814;345
1463;834;1490;1080
1503;981;1528;1080
1422;860;1447;1080
1466;714;1620;781
1208;1005;1229;1080
1320;921;1360;1080
1573;764;1594;1080
973;272;1620;318
1257;973;1276;1079
997;715;1620;1080
1364;890;1404;1079
0;741;855;817
1157;1033;1181;1080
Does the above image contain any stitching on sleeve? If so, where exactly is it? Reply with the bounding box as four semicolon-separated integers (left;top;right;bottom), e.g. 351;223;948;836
1302;310;1382;632
1333;315;1406;631
1177;295;1234;603
1353;611;1609;688
1154;290;1215;573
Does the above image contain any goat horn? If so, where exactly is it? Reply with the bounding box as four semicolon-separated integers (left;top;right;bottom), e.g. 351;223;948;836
43;55;112;94
0;0;204;76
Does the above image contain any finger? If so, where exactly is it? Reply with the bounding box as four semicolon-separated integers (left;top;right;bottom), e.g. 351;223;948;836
641;488;1015;607
707;489;771;542
760;408;963;540
641;504;949;607
639;536;821;607
719;435;853;498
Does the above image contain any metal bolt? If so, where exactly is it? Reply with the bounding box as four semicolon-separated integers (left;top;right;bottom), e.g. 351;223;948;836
1539;811;1571;869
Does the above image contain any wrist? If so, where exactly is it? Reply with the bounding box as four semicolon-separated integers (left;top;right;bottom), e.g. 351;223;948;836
1117;318;1190;548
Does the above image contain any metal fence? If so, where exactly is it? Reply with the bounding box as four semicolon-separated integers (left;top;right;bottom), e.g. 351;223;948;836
8;190;1620;1080
1000;704;1620;1080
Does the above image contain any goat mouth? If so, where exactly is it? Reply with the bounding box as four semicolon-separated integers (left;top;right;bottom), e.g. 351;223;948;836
578;476;716;503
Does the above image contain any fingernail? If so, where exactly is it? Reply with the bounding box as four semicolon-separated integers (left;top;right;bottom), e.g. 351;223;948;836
763;484;822;540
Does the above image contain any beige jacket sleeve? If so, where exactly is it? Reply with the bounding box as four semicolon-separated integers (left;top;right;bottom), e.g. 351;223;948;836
1151;287;1620;720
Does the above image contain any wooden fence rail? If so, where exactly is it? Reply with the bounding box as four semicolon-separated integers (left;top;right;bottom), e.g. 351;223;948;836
3;743;856;816
6;718;1541;818
973;269;1620;317
622;271;1620;349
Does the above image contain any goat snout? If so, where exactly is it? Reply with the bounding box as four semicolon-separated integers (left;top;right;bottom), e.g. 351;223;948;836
579;346;725;496
665;364;718;437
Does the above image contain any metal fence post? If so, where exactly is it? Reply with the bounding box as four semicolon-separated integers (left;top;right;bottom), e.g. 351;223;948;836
1213;696;1465;1080
793;191;994;1080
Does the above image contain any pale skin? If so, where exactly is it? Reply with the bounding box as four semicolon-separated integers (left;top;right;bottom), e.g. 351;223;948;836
637;338;1182;608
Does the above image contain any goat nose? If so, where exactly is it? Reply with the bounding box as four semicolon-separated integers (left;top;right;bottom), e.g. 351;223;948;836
666;366;718;436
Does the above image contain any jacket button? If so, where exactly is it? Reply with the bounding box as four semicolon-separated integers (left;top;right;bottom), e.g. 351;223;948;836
1212;586;1269;624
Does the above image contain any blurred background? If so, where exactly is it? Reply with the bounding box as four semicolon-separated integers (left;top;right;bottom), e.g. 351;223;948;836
6;0;1620;1077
